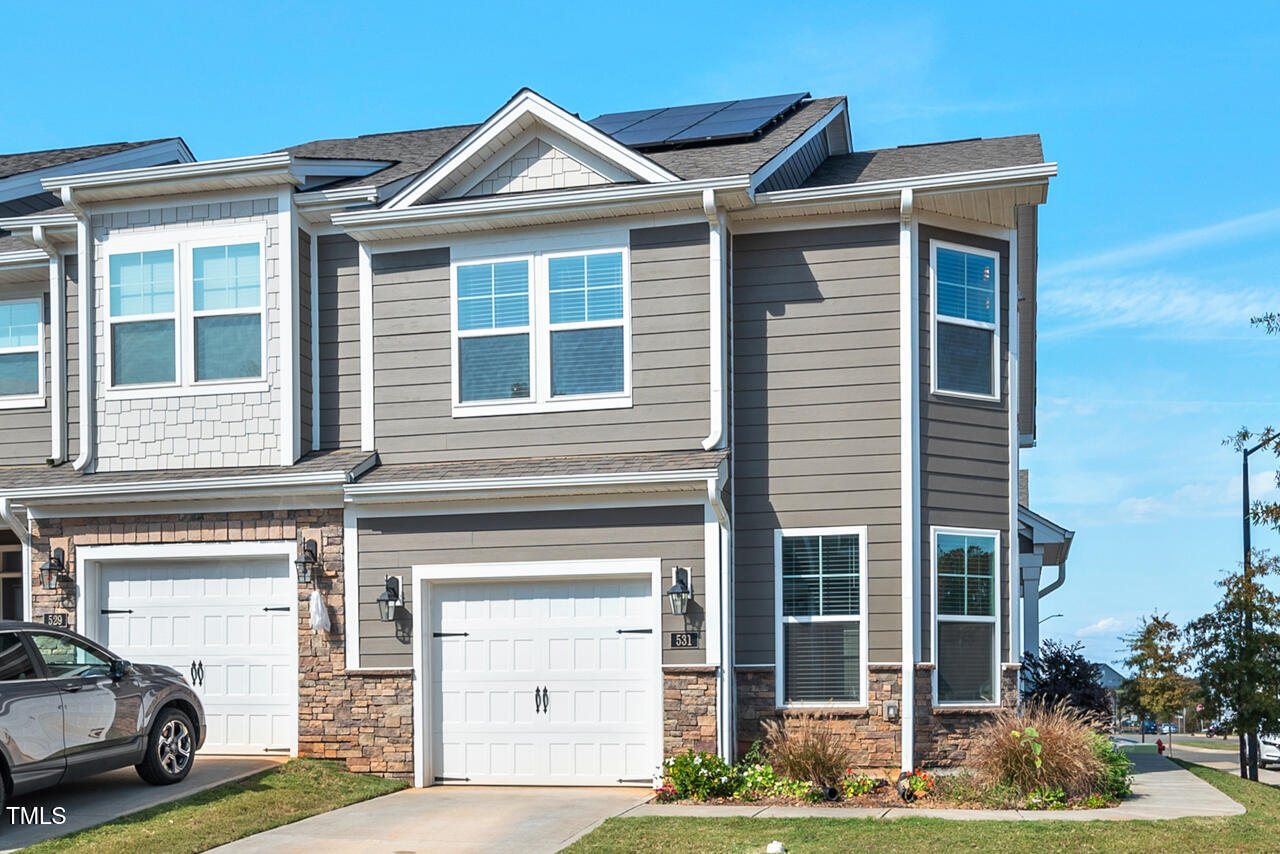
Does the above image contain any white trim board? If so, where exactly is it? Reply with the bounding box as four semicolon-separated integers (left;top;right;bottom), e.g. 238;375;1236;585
409;557;664;788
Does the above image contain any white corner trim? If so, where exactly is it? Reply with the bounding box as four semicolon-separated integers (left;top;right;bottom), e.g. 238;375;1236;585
898;188;918;772
749;102;845;194
279;190;298;465
1008;225;1021;661
310;231;321;452
701;190;727;451
386;90;679;210
358;242;374;452
343;504;361;670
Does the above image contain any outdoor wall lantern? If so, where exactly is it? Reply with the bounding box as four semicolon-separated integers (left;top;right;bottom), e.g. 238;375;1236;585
40;548;65;590
295;539;320;586
667;567;692;616
377;576;403;622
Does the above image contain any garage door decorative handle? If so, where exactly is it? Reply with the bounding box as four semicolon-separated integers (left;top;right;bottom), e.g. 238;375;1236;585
100;609;134;615
541;686;549;713
535;687;542;714
190;660;205;687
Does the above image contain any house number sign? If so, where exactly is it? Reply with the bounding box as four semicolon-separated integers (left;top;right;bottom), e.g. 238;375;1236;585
670;632;699;648
43;613;68;628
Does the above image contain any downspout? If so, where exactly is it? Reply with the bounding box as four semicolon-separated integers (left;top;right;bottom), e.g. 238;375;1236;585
31;226;65;464
898;188;919;773
62;187;94;472
0;498;28;548
707;468;733;758
1039;563;1066;597
701;189;727;451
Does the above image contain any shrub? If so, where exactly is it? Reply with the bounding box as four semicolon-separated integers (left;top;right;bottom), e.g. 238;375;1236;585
969;700;1103;797
662;750;741;800
762;714;850;787
1092;732;1134;799
1021;640;1113;725
736;763;779;800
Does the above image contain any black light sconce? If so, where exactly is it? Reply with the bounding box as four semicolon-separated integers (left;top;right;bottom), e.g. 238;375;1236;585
295;539;320;587
40;548;65;590
667;566;692;616
377;576;403;623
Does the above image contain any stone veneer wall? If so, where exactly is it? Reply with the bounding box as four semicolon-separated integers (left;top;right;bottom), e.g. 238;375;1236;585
664;666;717;755
30;509;413;779
913;664;1020;767
90;198;282;470
736;665;903;768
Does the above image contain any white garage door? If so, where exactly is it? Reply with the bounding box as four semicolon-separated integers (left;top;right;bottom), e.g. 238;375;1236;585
431;576;656;786
97;558;297;755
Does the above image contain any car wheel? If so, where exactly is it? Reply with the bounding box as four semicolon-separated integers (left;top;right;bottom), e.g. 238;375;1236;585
136;707;195;785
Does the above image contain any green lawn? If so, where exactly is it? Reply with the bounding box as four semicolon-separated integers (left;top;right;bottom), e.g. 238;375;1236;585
1179;736;1248;752
24;759;406;854
565;761;1272;854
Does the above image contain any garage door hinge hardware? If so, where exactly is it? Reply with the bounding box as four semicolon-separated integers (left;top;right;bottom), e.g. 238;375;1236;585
616;628;653;634
434;776;470;782
433;632;469;637
262;606;290;612
99;609;134;614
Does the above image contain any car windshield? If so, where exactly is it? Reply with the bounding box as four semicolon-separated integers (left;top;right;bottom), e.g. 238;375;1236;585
29;632;111;678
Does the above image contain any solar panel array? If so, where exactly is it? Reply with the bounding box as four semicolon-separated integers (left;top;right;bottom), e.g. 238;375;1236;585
588;93;810;148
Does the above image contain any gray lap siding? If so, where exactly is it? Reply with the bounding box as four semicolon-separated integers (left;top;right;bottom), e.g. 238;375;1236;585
316;234;361;449
0;283;52;465
369;222;711;464
731;224;903;668
917;224;1012;665
355;505;705;668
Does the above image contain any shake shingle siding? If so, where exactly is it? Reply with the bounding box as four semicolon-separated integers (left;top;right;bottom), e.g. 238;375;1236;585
317;234;361;449
732;224;903;665
356;505;705;668
917;224;1012;663
369;222;711;464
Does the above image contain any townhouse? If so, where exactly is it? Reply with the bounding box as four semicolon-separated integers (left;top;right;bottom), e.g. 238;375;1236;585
0;89;1072;784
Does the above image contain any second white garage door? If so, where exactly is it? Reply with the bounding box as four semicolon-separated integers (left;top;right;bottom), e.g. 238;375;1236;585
96;557;297;755
430;576;657;785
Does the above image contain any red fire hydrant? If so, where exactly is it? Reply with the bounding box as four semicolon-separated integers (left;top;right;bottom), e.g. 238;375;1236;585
1156;738;1166;755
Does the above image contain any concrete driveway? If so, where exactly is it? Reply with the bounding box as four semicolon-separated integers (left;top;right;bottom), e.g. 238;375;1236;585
209;785;652;854
1;756;282;852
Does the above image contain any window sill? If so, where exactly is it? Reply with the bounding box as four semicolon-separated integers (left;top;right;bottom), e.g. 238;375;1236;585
0;395;46;411
451;393;633;418
105;379;270;400
930;387;1001;404
777;702;869;713
931;704;1002;714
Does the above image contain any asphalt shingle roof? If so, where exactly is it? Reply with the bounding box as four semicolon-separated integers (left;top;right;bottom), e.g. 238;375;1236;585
356;449;728;485
801;134;1044;188
281;125;477;192
0;140;179;181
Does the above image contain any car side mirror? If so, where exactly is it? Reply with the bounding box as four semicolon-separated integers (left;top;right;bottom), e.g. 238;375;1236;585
110;659;130;680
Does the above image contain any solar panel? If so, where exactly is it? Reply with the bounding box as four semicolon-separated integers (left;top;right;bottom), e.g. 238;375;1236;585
588;93;809;148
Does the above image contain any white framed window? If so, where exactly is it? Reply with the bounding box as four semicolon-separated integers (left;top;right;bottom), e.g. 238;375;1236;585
104;226;267;396
450;246;631;417
930;240;1000;400
773;526;868;707
0;297;44;408
932;527;1000;706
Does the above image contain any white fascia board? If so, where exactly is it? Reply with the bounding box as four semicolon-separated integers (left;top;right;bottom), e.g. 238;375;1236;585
0;140;194;204
3;470;352;503
749;101;846;194
40;153;299;198
334;176;749;234
756;163;1059;206
0;249;51;267
293;159;392;177
344;468;722;501
1018;504;1073;543
384;90;680;210
295;185;379;207
0;212;79;234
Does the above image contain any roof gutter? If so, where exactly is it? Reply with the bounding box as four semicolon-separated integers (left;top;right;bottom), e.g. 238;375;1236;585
4;468;355;505
31;225;65;464
754;162;1059;206
344;466;723;503
41;152;296;194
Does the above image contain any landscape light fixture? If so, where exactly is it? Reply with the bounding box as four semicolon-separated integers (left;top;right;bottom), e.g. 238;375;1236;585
667;567;692;616
295;539;320;586
40;548;65;590
377;576;403;623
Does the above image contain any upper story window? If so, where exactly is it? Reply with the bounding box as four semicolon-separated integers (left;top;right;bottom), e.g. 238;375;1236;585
932;242;999;400
933;528;999;706
0;298;43;405
105;228;265;395
774;527;867;707
451;247;630;416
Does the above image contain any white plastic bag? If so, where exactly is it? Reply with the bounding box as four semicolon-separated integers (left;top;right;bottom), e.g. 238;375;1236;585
309;588;331;634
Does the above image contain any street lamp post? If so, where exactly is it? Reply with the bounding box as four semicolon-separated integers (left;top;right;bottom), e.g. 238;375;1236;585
1241;437;1271;781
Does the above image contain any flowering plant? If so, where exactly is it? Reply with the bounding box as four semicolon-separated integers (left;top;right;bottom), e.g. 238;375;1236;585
840;769;883;799
900;768;934;798
661;750;741;800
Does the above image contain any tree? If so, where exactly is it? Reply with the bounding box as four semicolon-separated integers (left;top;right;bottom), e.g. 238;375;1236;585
1021;639;1112;724
1184;550;1280;780
1121;613;1192;756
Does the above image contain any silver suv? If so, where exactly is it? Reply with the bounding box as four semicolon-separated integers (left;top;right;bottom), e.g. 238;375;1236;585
0;621;205;810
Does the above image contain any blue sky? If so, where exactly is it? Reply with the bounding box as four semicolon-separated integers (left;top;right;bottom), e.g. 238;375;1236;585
5;2;1278;667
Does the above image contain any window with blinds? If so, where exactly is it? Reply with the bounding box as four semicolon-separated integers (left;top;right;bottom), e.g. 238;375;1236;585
934;243;998;398
777;530;865;705
456;260;532;402
0;299;42;398
935;529;998;705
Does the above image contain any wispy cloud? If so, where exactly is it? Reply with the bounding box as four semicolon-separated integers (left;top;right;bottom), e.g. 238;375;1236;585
1039;273;1274;338
1044;207;1280;278
1115;470;1278;524
1075;617;1122;638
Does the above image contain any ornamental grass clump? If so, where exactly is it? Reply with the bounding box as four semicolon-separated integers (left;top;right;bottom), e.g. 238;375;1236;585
969;700;1104;797
761;713;850;788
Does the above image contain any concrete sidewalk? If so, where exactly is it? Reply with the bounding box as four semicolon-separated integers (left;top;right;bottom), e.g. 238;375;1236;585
623;751;1244;821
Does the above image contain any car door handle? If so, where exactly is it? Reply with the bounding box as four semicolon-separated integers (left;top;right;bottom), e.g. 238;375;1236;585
61;683;83;693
